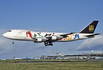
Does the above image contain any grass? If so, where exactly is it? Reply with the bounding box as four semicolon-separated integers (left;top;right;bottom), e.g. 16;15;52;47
0;62;103;70
0;60;103;70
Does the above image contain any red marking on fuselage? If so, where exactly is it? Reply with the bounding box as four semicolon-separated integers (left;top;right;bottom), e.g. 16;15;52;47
59;38;65;40
26;31;33;38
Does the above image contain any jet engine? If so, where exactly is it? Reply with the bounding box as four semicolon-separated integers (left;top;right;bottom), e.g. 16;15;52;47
51;36;58;40
34;37;47;43
37;38;42;42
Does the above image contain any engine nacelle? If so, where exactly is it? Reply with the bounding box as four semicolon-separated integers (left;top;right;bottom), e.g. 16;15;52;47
37;38;42;42
34;37;47;43
52;36;57;40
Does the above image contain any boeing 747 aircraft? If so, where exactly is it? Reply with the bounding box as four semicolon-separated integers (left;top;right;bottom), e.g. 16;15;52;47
3;21;99;46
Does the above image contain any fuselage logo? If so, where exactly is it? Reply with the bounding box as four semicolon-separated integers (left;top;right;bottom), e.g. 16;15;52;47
26;31;33;38
26;31;43;38
66;34;79;40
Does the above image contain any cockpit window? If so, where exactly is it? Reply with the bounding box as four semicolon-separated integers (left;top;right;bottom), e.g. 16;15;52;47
9;30;12;32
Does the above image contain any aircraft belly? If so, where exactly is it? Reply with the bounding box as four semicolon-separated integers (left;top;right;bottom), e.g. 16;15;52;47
11;38;34;41
58;39;77;42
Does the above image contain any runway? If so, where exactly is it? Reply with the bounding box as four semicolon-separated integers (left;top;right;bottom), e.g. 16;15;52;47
12;59;103;63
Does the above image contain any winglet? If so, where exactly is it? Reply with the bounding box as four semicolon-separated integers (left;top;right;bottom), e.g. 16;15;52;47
80;21;99;33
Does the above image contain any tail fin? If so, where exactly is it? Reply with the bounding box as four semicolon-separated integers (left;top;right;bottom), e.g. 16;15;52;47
79;21;98;33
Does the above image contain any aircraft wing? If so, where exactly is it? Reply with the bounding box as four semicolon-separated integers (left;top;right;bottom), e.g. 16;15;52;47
60;32;76;37
32;35;62;42
32;32;77;41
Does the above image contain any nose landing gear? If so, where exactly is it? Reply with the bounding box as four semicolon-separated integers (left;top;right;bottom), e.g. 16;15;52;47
12;40;14;44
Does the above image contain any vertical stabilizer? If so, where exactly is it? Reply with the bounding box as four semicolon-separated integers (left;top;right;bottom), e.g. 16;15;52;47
80;21;98;33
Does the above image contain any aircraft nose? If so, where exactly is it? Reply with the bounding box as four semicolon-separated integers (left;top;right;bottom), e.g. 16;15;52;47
3;32;10;38
3;32;14;39
3;33;7;37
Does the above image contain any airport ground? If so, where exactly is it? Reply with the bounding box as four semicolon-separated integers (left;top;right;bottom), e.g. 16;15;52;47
0;59;103;70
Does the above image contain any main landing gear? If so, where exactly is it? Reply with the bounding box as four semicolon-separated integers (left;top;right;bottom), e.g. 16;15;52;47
44;41;53;46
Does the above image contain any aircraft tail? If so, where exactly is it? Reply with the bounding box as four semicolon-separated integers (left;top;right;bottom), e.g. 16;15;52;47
79;21;98;33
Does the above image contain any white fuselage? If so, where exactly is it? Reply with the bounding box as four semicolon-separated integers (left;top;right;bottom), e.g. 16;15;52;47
2;21;99;46
3;29;95;42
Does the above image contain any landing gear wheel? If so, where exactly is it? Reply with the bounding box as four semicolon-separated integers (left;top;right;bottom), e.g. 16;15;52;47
49;41;53;46
12;40;14;44
44;41;53;46
12;42;14;44
44;41;48;46
49;44;53;46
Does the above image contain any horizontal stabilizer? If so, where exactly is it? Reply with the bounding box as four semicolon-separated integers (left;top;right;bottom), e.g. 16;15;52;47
84;33;100;38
